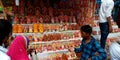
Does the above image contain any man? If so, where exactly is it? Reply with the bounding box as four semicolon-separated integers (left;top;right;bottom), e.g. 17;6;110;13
0;19;12;60
107;38;120;60
99;0;114;49
69;25;107;60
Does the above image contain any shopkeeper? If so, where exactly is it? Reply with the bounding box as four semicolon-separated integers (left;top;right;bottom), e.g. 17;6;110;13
0;19;12;60
99;0;114;49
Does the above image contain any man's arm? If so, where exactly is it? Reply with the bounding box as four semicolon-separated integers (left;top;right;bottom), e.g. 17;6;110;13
107;17;112;32
91;41;107;60
105;2;114;32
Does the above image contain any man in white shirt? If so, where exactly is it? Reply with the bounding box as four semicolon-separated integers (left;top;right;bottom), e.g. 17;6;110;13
99;0;114;49
0;19;12;60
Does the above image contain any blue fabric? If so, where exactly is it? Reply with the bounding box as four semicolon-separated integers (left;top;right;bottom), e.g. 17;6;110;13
112;0;120;21
95;0;101;15
114;0;120;7
96;0;102;5
99;22;109;49
74;37;107;60
112;7;119;21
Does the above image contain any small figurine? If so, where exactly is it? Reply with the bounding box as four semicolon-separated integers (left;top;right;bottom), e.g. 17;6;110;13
29;25;33;33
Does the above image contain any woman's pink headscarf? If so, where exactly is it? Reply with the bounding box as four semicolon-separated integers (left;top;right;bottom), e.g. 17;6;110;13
7;35;29;60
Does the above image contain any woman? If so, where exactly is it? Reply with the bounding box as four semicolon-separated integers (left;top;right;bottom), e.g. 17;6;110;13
7;36;30;60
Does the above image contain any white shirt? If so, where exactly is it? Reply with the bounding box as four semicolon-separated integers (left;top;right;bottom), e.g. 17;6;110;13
0;46;10;60
99;0;114;23
109;42;120;60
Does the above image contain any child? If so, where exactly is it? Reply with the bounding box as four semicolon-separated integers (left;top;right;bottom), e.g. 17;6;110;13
69;25;107;60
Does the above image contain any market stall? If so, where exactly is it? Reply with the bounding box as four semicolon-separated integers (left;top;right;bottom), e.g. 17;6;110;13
1;0;120;60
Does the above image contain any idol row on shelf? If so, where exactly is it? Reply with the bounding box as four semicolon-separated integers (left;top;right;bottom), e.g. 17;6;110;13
13;14;76;24
13;23;79;33
13;31;81;43
29;40;81;53
13;0;75;15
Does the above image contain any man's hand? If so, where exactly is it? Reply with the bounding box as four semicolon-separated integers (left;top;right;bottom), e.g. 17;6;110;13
107;17;113;33
94;52;99;56
88;58;92;60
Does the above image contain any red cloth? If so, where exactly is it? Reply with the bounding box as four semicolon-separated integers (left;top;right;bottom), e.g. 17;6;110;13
7;36;29;60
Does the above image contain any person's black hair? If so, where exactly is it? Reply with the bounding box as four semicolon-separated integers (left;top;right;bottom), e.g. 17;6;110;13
80;25;92;34
0;11;3;13
0;19;12;45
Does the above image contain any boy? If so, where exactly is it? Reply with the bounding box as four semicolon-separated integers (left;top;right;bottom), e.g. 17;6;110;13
69;25;107;60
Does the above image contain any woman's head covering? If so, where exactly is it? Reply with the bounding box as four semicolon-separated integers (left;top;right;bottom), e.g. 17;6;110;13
7;35;29;60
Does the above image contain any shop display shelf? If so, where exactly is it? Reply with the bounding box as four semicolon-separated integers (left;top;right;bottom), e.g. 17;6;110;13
30;38;82;45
